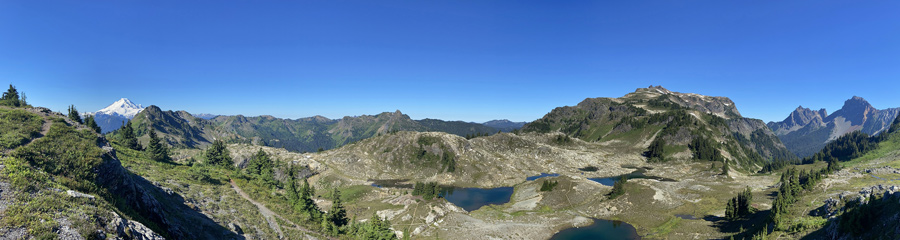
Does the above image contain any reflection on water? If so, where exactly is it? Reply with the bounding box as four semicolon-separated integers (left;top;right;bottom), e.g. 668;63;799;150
526;173;560;181
441;187;514;212
550;218;641;240
588;168;676;186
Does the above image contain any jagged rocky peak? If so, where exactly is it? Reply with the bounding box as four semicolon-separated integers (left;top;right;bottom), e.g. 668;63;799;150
785;105;826;127
634;85;673;95
841;96;876;113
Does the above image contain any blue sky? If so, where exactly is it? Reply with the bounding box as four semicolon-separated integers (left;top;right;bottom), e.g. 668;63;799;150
1;1;898;123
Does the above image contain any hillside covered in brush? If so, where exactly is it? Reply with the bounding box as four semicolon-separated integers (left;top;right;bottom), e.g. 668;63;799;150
520;86;796;171
111;107;500;153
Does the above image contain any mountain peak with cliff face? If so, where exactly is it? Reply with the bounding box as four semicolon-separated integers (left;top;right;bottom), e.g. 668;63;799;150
768;96;899;158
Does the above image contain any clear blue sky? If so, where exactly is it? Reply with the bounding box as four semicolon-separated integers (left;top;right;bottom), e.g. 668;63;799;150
1;1;898;123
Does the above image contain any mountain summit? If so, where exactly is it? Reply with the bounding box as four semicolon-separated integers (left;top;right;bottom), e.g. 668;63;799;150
90;98;145;118
87;98;146;133
767;96;899;157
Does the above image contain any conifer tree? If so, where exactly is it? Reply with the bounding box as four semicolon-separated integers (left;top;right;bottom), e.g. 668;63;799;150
120;120;141;150
296;178;321;221
146;128;171;162
84;115;101;133
285;170;299;205
205;139;233;169
328;188;349;228
68;105;83;124
1;84;21;107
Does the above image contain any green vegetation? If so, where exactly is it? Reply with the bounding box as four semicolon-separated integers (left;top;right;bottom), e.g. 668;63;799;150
644;137;666;162
1;84;27;107
412;182;441;200
552;134;572;145
0;108;43;149
578;166;598;172
346;213;397;239
84;115;101;133
205;139;233;169
244;148;276;186
689;135;724;162
465;132;494;139
68;104;83;124
725;187;753;220
539;180;559;192
12;122;104;193
770;167;827;230
805;131;877;163
325;188;349;234
838;193;900;237
118;120;141;150
145;128;171;162
608;176;627;199
415;136;458;173
3;119;163;238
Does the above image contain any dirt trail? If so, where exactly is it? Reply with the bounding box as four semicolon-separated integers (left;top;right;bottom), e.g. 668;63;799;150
230;179;285;238
230;179;327;239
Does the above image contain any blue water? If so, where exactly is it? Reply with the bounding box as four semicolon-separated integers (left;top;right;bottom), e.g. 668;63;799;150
871;174;900;181
527;173;560;181
550;219;641;240
441;187;515;212
588;169;676;186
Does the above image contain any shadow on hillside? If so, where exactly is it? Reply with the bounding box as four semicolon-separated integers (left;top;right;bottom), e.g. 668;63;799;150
709;209;772;236
129;173;245;240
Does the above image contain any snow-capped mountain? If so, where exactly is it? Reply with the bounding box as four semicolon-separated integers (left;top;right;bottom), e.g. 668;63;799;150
86;98;145;133
89;98;145;118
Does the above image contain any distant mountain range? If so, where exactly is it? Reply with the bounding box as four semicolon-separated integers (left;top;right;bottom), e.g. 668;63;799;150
115;106;509;153
767;96;900;158
191;113;219;119
85;98;145;133
481;119;528;132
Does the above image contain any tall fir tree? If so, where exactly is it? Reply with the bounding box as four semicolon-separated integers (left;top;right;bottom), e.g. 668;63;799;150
205;140;233;169
246;148;275;185
1;84;20;107
68;105;83;124
120;120;141;150
295;178;321;221
328;188;349;227
84;115;101;133
146;128;171;162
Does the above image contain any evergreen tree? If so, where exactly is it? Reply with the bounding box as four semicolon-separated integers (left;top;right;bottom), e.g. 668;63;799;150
246;148;275;185
644;138;666;162
120;120;141;150
609;176;627;198
1;84;21;107
296;178;322;221
84;115;101;133
721;160;730;175
68;105;83;124
205;139;233;169
146;128;171;162
285;170;299;205
328;188;349;227
321;216;334;236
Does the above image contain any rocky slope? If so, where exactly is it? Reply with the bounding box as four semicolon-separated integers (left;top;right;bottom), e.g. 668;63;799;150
768;96;900;158
118;107;502;153
519;86;795;169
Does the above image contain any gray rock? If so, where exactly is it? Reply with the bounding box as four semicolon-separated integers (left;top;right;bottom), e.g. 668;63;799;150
109;213;165;240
